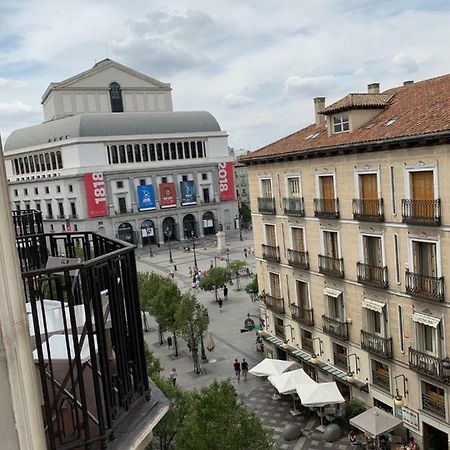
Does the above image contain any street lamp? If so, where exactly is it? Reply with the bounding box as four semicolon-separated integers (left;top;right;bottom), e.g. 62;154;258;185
393;374;408;407
236;213;243;241
346;353;360;383
191;230;198;268
149;232;153;257
165;226;173;263
310;337;323;364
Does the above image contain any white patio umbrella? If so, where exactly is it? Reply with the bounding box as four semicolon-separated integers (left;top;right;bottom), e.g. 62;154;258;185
248;358;297;377
268;368;316;395
297;382;345;407
350;407;403;439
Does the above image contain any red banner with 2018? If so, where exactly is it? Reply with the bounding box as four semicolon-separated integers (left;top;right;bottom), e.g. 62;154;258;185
218;161;235;201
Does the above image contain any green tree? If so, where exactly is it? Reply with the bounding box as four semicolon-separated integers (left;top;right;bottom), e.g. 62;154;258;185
144;342;163;378
175;380;275;450
175;293;209;374
199;267;229;300
245;275;258;294
239;202;252;226
227;260;247;291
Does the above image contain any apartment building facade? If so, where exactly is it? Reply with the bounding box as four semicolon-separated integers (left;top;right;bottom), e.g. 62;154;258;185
243;75;450;449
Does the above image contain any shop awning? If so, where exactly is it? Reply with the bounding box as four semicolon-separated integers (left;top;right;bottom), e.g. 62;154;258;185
412;312;440;328
350;407;403;438
323;287;342;298
362;298;385;314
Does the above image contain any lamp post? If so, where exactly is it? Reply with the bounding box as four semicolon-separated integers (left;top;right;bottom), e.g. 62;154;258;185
236;213;243;241
346;353;360;383
310;337;323;364
149;233;153;257
393;374;408;407
165;226;173;263
191;230;198;268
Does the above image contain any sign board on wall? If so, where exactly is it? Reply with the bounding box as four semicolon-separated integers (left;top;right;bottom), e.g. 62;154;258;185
84;172;108;218
218;161;236;201
180;180;197;206
136;185;156;211
402;407;419;431
159;182;177;208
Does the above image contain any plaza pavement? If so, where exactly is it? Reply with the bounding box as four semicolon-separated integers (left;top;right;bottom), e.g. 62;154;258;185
137;230;353;449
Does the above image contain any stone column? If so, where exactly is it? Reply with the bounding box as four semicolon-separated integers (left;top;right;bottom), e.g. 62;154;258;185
0;138;47;449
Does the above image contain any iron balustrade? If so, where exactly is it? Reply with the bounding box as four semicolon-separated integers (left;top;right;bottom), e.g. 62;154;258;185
405;270;444;302
409;347;450;383
263;294;285;315
333;352;348;370
262;244;280;263
283;197;305;216
290;303;314;326
313;198;339;219
422;392;446;418
302;337;314;354
17;228;150;450
12;209;44;236
274;324;286;340
318;255;344;278
257;197;276;214
361;330;393;359
372;368;391;392
288;249;309;270
322;315;349;341
401;199;441;226
357;262;388;289
352;199;384;222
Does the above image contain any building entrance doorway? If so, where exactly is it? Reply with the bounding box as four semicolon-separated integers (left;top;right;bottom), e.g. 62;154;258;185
141;219;156;245
162;217;177;241
423;422;447;450
117;222;134;244
202;211;216;235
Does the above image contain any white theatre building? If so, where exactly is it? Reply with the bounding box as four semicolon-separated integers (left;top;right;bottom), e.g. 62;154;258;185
3;59;238;244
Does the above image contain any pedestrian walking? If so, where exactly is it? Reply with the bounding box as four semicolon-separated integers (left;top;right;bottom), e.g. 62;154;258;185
189;266;193;277
250;247;254;256
241;358;249;381
218;298;223;312
243;248;248;258
170;368;177;386
233;358;241;383
210;260;214;269
168;270;174;279
223;285;228;300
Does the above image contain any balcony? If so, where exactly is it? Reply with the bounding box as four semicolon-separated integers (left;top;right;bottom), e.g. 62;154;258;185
290;303;314;326
333;352;348;370
422;392;446;419
372;368;390;392
262;244;280;263
357;262;388;289
322;315;349;341
361;331;393;359
257;197;276;214
14;210;167;449
313;198;339;219
263;294;285;315
402;199;441;226
352;199;384;222
302;337;314;354
288;249;309;270
405;270;444;302
284;197;305;216
409;347;450;383
275;324;286;340
318;254;344;278
12;209;43;236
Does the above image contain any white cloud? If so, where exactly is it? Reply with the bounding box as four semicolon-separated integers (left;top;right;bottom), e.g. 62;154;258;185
284;75;338;95
0;78;25;88
0;100;37;114
223;93;254;108
392;52;419;74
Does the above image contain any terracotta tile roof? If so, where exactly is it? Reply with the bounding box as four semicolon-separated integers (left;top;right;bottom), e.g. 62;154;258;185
242;74;450;162
320;93;393;114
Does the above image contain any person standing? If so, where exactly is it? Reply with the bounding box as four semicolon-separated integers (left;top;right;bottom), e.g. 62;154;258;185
241;358;249;381
170;368;177;386
233;358;241;383
243;248;248;258
223;285;228;300
218;298;223;312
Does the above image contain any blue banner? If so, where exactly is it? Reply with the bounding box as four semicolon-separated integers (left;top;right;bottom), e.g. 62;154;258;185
180;180;197;206
137;184;156;211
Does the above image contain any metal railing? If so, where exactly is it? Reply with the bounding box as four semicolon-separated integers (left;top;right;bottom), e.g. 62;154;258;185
333;352;347;370
402;199;441;226
263;294;285;315
262;244;280;263
288;249;309;270
318;255;344;278
352;199;384;222
12;209;44;236
322;315;349;341
274;324;286;340
361;330;393;359
357;262;388;289
313;198;339;219
283;197;305;216
290;303;314;326
405;270;444;302
302;337;314;354
372;369;390;392
422;392;446;418
257;197;276;214
409;347;449;383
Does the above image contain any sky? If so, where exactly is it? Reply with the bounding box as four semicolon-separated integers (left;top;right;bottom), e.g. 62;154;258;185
1;0;450;152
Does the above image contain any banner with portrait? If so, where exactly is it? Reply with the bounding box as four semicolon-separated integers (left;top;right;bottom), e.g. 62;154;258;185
180;180;197;206
159;182;177;208
136;184;156;211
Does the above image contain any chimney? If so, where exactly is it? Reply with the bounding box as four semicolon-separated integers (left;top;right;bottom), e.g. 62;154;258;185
403;80;414;86
314;97;326;126
367;83;380;94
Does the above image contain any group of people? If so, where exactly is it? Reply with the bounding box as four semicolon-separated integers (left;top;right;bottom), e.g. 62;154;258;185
189;266;204;288
233;358;249;383
349;430;418;449
243;247;254;258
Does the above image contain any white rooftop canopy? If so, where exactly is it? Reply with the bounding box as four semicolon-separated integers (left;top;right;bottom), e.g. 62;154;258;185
248;358;297;377
297;382;345;407
268;368;316;394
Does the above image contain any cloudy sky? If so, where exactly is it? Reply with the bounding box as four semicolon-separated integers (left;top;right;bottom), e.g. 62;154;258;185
1;0;450;151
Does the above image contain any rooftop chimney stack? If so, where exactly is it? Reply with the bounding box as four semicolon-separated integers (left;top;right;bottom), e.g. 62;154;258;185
314;97;326;126
367;83;380;94
403;80;414;86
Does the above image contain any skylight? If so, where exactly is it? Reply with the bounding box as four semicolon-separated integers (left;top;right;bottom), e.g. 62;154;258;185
384;118;397;126
305;131;320;140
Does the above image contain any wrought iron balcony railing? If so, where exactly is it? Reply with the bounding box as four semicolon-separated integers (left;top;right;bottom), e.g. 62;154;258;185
12;209;44;236
333;352;348;370
313;198;339;219
322;315;349;341
263;294;285;315
288;249;309;270
262;244;280;263
318;254;344;278
283;197;305;216
361;330;393;359
290;303;314;326
405;270;444;302
422;392;446;418
352;199;384;222
275;324;286;340
402;199;441;226
409;347;450;384
302;337;314;354
357;262;388;289
372;368;390;392
257;197;276;214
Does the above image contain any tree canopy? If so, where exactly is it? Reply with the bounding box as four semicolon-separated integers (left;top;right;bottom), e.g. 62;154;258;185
227;259;247;290
199;267;229;299
239;202;252;226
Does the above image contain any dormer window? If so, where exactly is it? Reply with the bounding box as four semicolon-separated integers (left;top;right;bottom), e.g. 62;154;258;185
333;114;349;133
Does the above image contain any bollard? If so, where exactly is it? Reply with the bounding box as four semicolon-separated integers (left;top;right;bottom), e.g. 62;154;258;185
174;264;178;271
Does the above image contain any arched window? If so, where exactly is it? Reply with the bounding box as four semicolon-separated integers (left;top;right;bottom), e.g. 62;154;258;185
110;82;124;112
